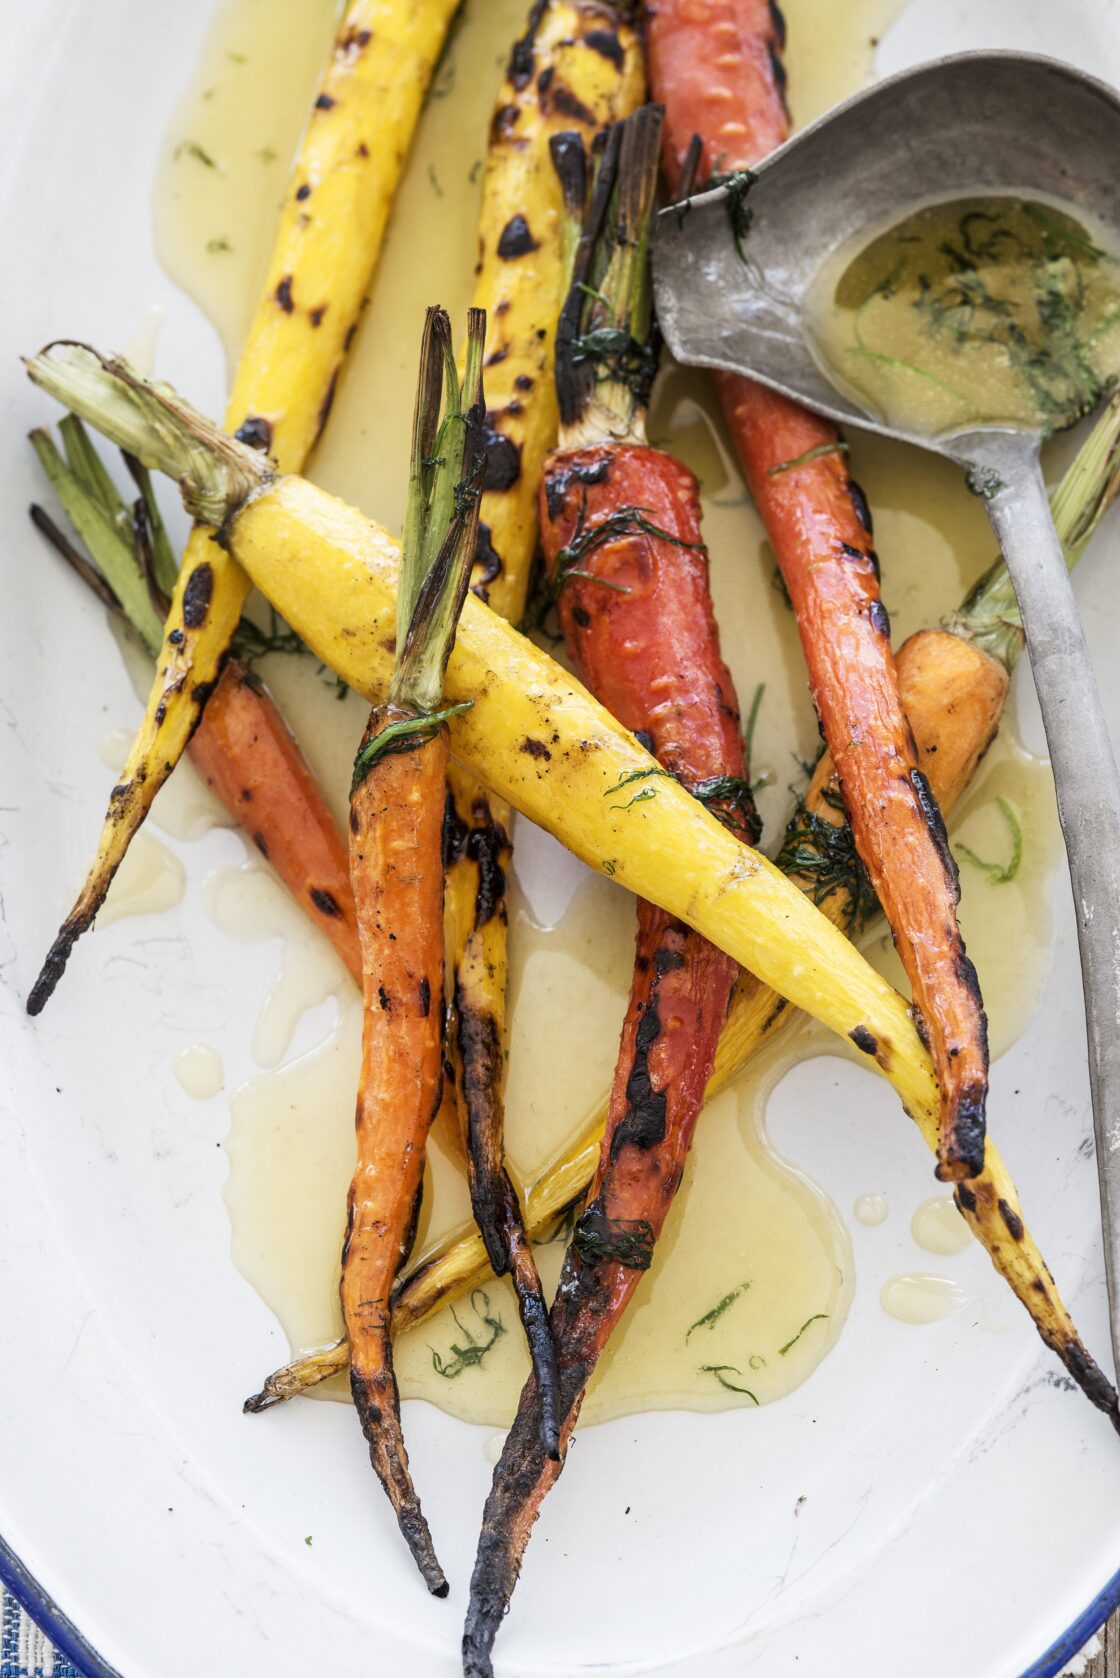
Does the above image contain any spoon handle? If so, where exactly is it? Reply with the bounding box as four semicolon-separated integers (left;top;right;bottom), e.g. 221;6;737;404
976;445;1120;1369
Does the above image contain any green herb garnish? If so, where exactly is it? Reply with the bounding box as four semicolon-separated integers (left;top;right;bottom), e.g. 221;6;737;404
957;796;1023;885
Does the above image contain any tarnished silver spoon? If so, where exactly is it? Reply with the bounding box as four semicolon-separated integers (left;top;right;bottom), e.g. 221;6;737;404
654;50;1120;1367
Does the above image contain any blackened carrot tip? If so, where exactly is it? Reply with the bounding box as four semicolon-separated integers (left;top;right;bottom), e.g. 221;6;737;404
462;1601;502;1678
27;921;82;1015
396;1500;449;1597
242;1388;276;1415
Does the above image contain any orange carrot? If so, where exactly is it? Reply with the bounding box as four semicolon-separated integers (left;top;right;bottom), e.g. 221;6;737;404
188;659;360;981
341;304;488;1594
28;426;361;982
646;0;991;1181
344;715;451;1595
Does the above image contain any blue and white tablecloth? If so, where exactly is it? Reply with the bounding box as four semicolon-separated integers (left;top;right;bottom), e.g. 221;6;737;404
2;1595;78;1678
1;1581;1106;1676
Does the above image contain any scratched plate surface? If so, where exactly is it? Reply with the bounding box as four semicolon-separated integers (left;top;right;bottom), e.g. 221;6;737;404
2;2;1120;1675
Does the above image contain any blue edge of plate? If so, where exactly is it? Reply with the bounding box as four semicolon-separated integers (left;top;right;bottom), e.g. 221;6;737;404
0;1518;1117;1678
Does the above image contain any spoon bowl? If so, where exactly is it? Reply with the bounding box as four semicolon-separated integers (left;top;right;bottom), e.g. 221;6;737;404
653;50;1120;458
654;50;1120;1374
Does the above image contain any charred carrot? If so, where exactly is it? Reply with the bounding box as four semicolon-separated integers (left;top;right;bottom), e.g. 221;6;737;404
243;389;1120;1425
437;0;641;1458
341;304;487;1594
647;0;991;1182
464;104;756;1676
28;422;361;981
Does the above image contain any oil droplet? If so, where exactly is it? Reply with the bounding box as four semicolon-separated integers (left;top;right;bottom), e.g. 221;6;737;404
173;1044;225;1101
98;729;132;771
98;831;185;928
120;305;165;377
854;1192;889;1227
203;860;349;1066
881;1273;968;1325
482;1432;506;1465
911;1195;972;1256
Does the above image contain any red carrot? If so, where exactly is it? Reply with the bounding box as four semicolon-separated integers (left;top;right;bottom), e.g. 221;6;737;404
464;104;757;1678
646;0;990;1181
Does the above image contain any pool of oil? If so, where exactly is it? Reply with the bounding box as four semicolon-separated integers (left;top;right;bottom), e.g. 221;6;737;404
154;0;1064;1429
807;193;1120;439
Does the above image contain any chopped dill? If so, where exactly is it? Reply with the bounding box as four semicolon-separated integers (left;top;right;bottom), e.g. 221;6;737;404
699;1364;758;1401
567;324;658;407
743;682;765;765
232;606;305;664
768;442;849;477
685;1278;751;1342
602;858;618;877
771;566;792;610
206;237;232;254
427;163;444;199
964;463;1005;500
957;796;1023;885
544;497;700;604
174;140;216;169
708;169;757;264
775;781;879;934
351;702;473;794
604;767;670;801
430;1290;505;1379
778;1313;829;1357
573;1206;655;1270
256;146;278;164
617;786;658;810
690;775;761;845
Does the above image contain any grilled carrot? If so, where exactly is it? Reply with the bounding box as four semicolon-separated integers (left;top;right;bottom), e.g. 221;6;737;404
27;0;460;1014
439;0;642;1452
341;304;487;1594
464;104;760;1675
22;342;950;1140
242;383;1120;1445
28;422;361;981
646;0;990;1182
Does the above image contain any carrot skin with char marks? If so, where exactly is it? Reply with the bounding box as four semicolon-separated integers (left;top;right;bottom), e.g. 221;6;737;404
342;708;449;1596
646;0;990;1181
464;431;754;1673
647;0;788;184
187;658;360;981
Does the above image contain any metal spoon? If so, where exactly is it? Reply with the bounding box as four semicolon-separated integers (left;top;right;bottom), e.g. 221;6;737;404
653;50;1120;1368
